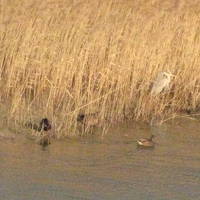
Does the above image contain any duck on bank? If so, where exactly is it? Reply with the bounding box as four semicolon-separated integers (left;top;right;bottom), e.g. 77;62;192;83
77;113;100;134
77;113;99;127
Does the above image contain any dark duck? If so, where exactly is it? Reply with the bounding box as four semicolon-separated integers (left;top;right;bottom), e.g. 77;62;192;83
26;118;52;147
38;118;52;147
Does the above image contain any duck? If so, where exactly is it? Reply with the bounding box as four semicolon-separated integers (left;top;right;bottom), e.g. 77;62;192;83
25;118;51;132
137;135;155;148
38;118;52;147
26;118;52;147
77;113;99;127
77;113;100;134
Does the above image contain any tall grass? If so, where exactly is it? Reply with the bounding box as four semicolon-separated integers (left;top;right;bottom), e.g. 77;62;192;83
1;0;200;136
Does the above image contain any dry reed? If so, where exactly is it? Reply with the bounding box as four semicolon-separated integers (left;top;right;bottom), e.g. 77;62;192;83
1;0;200;136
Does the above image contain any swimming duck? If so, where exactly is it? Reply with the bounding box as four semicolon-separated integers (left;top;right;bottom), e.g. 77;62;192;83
38;118;52;147
26;118;52;132
26;118;52;147
137;135;155;147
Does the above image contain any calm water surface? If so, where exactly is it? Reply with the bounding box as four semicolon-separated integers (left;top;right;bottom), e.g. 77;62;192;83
1;119;200;200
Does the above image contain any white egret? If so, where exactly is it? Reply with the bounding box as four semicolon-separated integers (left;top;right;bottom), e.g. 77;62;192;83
151;72;174;95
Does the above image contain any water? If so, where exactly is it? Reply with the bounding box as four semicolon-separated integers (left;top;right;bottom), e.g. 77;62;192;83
1;118;200;200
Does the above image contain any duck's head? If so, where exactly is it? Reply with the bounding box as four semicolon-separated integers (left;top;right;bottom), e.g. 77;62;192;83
40;118;51;131
77;114;85;122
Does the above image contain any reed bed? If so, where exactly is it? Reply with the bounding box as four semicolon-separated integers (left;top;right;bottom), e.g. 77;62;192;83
1;0;200;136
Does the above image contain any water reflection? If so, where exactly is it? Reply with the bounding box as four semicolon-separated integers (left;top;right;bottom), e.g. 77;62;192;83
0;119;200;200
